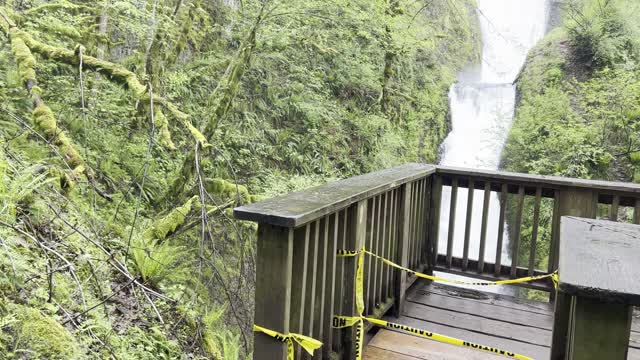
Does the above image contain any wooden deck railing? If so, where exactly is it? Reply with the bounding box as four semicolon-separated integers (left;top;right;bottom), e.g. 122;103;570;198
234;163;640;359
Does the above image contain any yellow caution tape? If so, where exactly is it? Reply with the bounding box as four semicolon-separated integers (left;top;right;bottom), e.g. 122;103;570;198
253;325;322;360
332;315;534;360
336;246;543;359
339;248;558;288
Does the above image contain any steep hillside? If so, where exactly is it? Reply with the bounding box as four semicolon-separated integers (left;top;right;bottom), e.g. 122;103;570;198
0;0;480;358
503;0;640;295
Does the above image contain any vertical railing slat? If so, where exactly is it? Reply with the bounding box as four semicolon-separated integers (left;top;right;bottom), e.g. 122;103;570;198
446;178;458;269
393;183;412;317
410;181;419;269
323;213;338;358
478;182;491;273
378;192;388;306
332;209;347;354
290;225;310;359
635;199;640;225
528;187;542;276
312;217;329;359
304;221;320;338
387;189;396;300
548;190;561;274
610;195;619;221
495;183;507;276
365;199;374;314
462;179;474;271
372;195;381;311
342;201;367;358
427;176;442;271
511;186;525;278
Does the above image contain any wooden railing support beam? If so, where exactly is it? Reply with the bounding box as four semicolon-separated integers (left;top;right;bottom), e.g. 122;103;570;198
552;217;640;360
549;188;597;360
253;224;294;360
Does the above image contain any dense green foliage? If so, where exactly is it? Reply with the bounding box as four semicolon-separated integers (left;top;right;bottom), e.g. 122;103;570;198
503;0;640;296
0;0;479;357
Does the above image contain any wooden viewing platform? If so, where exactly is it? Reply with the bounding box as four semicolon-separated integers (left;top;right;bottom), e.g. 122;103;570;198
235;164;640;360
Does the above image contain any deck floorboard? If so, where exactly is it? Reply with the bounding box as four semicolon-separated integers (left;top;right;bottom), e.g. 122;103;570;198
365;279;640;359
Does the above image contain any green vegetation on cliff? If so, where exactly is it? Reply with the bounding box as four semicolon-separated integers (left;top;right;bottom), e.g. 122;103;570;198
0;0;479;357
503;0;640;290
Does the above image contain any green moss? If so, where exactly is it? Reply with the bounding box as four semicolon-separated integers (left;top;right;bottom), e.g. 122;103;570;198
206;178;252;204
9;30;36;83
143;195;197;242
32;104;84;169
7;304;82;359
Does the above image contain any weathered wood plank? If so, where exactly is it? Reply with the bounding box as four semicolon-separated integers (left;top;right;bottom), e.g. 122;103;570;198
447;178;458;269
413;280;553;314
235;163;435;227
406;291;552;330
402;301;551;346
254;225;294;359
511;186;525;278
634;199;640;225
495;183;507;276
529;187;542;276
364;344;420;360
366;329;508;360
381;314;550;360
478;182;491;273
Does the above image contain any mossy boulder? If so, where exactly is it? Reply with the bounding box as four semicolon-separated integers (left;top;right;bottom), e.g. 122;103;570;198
5;304;81;359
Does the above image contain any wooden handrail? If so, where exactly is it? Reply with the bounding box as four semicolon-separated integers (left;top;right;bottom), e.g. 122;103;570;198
234;163;435;227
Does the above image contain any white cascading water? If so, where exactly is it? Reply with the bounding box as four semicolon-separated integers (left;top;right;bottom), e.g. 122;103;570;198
437;0;548;293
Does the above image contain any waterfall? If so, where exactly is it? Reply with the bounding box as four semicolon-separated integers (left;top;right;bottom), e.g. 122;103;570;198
437;0;549;293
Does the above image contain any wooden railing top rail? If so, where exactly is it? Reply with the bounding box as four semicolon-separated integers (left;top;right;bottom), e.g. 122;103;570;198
234;163;435;227
437;166;640;194
236;164;640;228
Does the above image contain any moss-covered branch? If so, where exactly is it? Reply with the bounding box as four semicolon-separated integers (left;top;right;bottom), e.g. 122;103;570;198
203;3;265;138
8;27;84;170
0;13;208;147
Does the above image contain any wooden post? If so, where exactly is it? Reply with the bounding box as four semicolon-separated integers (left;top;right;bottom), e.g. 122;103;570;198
553;217;640;360
566;297;632;359
393;183;412;318
549;188;597;360
341;200;367;358
253;224;294;360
